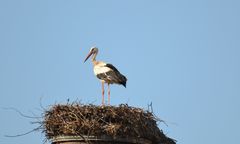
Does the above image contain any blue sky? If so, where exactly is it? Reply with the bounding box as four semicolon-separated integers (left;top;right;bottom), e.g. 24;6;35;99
0;0;240;144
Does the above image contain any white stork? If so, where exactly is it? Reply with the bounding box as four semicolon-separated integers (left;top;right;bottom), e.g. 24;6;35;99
84;47;127;105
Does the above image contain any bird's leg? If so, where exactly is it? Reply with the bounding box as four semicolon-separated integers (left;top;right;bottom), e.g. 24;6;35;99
102;81;105;106
108;83;110;105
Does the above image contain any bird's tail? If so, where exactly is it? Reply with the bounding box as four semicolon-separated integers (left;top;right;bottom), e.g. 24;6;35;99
120;74;127;88
121;82;126;88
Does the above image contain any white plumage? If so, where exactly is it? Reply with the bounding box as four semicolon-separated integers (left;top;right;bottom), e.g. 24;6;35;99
93;63;111;76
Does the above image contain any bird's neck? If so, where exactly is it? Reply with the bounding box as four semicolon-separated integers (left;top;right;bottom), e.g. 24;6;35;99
91;53;97;65
92;61;98;66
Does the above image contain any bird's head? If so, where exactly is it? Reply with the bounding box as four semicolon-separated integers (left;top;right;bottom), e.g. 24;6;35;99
84;47;98;62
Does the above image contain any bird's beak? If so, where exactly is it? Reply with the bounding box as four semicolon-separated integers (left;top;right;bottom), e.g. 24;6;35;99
84;51;93;62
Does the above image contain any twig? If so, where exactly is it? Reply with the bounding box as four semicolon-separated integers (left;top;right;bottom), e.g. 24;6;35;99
4;126;41;137
2;107;41;119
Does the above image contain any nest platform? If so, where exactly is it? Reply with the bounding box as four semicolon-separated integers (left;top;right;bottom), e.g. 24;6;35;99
42;103;176;144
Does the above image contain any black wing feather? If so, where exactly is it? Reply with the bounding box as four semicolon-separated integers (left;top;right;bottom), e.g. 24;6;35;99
105;63;127;87
105;64;120;73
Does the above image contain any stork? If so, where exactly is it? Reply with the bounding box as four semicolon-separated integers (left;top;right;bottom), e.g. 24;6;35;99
84;47;127;105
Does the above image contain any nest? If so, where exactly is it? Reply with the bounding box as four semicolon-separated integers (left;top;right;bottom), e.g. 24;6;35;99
43;103;176;144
